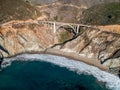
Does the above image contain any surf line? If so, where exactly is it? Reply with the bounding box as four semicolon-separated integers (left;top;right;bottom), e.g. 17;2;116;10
2;48;109;71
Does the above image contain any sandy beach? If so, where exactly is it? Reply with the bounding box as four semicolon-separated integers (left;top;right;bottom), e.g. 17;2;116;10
43;48;109;71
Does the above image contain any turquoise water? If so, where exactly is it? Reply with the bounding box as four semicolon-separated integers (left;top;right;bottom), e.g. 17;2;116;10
0;60;109;90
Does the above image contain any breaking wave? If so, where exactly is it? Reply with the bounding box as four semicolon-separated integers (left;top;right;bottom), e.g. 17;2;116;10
2;54;120;90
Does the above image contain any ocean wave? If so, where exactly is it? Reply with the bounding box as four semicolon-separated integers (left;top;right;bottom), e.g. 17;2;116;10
2;54;120;90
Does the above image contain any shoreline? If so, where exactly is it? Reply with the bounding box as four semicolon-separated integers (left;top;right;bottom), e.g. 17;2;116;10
44;48;109;71
2;49;120;90
4;48;109;71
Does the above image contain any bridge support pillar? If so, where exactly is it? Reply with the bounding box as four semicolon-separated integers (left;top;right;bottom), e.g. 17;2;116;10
76;25;79;33
53;22;56;33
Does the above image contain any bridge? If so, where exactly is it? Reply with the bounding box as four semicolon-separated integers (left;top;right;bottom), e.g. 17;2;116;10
37;20;98;34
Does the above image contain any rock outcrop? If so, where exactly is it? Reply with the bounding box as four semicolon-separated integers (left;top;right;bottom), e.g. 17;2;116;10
59;28;120;64
0;20;55;57
0;20;75;57
54;27;120;75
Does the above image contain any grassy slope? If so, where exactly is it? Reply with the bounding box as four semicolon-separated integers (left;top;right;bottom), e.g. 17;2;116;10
0;0;41;23
80;2;120;25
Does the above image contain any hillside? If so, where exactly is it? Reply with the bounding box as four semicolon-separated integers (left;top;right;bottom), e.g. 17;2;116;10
80;2;120;25
24;0;120;8
57;0;120;7
36;3;84;23
0;0;41;24
35;1;120;24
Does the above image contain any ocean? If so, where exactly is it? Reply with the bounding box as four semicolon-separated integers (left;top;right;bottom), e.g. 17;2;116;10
0;54;120;90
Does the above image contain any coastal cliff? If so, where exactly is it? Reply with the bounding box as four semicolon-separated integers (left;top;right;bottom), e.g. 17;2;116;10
56;28;120;71
0;20;120;75
0;21;54;56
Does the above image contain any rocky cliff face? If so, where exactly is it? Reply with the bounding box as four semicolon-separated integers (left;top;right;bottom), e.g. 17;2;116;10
58;28;120;65
53;27;120;75
0;20;55;57
0;20;120;75
0;20;74;57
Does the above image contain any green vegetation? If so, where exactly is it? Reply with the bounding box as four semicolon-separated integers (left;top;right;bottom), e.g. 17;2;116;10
59;26;85;43
59;30;73;43
54;16;58;21
77;27;84;35
81;2;120;25
0;0;41;24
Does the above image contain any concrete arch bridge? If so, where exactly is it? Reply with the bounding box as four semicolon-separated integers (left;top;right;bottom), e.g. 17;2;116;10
38;21;97;34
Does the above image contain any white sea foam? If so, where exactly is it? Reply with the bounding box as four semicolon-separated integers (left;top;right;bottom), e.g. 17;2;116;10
2;54;120;90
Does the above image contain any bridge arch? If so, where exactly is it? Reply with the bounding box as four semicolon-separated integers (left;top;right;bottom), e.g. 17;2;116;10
56;24;76;34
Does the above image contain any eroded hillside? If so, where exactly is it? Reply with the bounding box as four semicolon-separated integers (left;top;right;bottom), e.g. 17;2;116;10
0;0;41;24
